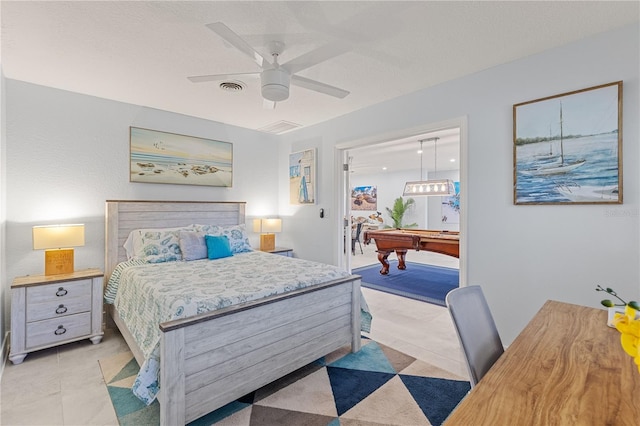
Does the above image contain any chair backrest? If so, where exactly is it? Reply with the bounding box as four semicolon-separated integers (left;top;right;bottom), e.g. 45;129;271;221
446;285;504;387
353;223;363;240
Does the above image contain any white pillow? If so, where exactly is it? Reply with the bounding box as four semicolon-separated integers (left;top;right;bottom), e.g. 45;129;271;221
123;233;136;260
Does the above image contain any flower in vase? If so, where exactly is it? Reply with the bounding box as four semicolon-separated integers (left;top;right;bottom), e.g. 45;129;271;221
612;304;640;373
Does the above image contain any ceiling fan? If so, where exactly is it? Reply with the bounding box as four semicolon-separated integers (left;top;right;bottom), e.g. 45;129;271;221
188;22;350;107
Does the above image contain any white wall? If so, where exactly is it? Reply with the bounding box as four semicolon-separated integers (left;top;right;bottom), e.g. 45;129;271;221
2;81;281;334
280;23;640;344
1;66;7;366
351;168;425;228
350;168;461;231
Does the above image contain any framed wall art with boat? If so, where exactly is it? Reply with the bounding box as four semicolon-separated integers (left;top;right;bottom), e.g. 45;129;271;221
513;81;622;205
130;127;233;187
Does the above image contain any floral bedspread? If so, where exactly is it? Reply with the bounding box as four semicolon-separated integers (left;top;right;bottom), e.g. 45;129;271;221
104;250;371;404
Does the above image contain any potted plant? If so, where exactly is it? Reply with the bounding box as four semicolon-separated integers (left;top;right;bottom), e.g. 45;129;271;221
596;285;640;309
385;196;418;229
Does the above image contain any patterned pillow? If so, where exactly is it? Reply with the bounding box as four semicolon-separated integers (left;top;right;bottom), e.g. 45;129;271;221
178;231;207;261
193;224;223;234
193;223;253;254
125;226;194;263
220;224;253;254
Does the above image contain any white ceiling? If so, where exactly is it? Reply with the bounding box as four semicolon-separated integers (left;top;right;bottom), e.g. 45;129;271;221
2;1;638;174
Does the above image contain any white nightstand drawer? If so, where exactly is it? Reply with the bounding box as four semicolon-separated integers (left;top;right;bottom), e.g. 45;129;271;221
27;296;91;322
27;279;92;304
26;312;91;349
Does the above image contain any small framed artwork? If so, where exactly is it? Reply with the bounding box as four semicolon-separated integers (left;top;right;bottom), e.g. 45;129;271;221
289;148;316;204
442;181;460;223
513;81;622;205
351;185;377;210
130;127;232;187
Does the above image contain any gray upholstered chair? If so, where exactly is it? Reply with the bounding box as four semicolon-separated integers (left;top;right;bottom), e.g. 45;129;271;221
351;222;363;255
446;285;504;388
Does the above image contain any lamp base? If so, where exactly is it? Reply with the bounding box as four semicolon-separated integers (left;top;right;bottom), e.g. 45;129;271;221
259;234;276;251
44;248;74;275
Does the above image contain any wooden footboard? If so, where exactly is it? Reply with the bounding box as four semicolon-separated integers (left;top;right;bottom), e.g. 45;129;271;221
159;277;361;425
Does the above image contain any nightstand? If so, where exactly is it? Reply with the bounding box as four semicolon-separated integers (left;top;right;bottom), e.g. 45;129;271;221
267;247;293;257
9;268;104;365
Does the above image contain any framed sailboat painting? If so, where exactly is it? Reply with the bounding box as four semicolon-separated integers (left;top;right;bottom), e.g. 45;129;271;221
513;81;622;205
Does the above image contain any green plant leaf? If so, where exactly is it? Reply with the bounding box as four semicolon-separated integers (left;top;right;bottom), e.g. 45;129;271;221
600;299;615;307
385;196;416;229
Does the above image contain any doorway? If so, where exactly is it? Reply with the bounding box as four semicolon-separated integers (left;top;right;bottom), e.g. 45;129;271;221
335;116;468;288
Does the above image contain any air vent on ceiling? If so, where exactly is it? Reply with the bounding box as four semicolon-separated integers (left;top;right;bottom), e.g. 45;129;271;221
257;120;302;134
219;81;245;92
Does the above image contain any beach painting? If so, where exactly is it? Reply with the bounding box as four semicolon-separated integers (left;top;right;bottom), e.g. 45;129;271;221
513;81;622;205
289;149;316;204
351;185;377;211
130;127;232;187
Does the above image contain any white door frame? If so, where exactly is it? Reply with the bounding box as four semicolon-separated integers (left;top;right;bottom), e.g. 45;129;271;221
334;116;468;286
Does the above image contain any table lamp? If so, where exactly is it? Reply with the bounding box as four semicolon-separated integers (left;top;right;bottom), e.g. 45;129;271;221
252;218;282;251
33;224;85;275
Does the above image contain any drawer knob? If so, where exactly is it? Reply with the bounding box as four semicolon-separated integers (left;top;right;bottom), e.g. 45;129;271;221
55;287;68;297
54;325;67;335
55;305;68;314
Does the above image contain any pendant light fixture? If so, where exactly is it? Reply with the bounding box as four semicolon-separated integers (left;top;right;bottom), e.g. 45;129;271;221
403;137;454;196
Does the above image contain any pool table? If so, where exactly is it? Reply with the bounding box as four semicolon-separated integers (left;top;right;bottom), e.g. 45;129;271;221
362;228;459;275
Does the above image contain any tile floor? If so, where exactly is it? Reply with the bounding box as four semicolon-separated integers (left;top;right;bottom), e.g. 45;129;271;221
0;246;465;425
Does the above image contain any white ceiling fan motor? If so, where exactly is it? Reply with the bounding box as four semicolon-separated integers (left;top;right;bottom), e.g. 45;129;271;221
261;43;290;102
261;67;290;102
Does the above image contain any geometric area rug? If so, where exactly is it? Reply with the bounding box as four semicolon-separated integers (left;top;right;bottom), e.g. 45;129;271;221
99;337;470;426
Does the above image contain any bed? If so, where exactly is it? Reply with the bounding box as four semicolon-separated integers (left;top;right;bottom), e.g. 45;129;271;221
104;200;365;425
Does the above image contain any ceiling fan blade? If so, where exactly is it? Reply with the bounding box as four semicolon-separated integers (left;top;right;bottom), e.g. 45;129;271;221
282;42;349;75
263;99;276;110
187;72;258;83
291;75;350;99
206;22;271;69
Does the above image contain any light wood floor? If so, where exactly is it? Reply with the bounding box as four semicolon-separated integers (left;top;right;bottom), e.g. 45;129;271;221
0;246;465;425
354;241;465;377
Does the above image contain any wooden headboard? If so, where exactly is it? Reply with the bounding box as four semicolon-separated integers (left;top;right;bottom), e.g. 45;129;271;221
104;200;246;281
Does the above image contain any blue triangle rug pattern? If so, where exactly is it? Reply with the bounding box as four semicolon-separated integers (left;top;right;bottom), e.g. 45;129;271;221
99;337;470;425
353;261;459;306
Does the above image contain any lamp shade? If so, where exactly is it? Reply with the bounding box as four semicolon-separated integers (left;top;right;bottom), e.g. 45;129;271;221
252;218;282;233
33;224;85;250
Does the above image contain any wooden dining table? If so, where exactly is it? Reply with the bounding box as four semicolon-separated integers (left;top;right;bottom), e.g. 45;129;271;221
444;300;640;425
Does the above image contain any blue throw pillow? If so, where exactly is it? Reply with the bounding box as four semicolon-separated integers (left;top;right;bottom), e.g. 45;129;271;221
205;235;233;260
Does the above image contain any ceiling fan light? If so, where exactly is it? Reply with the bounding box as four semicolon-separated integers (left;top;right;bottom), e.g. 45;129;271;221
261;68;290;102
